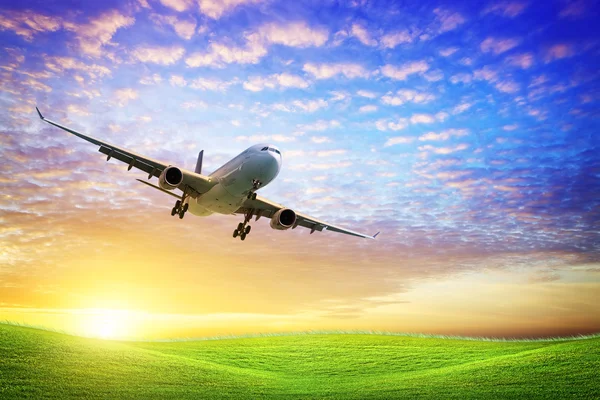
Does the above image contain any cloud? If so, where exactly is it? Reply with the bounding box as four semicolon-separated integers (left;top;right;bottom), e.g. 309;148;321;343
43;56;111;79
131;45;185;65
473;66;498;82
67;10;135;57
450;73;473;84
356;90;376;99
419;128;469;141
158;0;194;12
298;119;341;131
544;44;575;62
189;77;238;91
418;143;469;154
439;47;459;57
186;22;326;68
0;9;133;57
311;136;331;144
66;104;90;116
243;73;309;91
149;14;197;40
256;21;328;48
380;60;429;80
558;0;587;18
290;99;328;113
452;102;472;114
432;8;466;33
495;79;520;93
139;73;162;85
424;69;444;82
480;37;521;54
315;149;346;157
483;2;529;17
505;52;534;69
0;10;63;40
410;114;436;124
181;100;207;109
503;124;518;131
384;136;414;147
303;62;369;79
186;40;266;67
350;23;377;46
113;88;138;107
235;134;296;143
375;118;408;131
359;105;377;113
198;0;264;19
381;30;415;48
169;75;187;87
381;89;435;106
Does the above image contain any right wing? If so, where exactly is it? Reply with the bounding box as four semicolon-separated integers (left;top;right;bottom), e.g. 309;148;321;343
36;107;216;195
235;194;379;239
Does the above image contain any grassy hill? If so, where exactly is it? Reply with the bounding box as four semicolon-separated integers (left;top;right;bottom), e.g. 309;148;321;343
1;324;598;399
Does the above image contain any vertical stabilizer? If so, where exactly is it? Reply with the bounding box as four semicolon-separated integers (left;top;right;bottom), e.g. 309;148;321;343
195;150;204;174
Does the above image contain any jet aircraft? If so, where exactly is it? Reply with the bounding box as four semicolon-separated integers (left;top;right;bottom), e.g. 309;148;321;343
36;107;378;241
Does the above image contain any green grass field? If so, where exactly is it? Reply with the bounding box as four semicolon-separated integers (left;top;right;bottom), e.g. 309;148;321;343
1;324;598;399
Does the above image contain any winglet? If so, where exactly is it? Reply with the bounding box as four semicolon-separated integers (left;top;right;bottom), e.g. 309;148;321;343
372;231;380;239
35;106;44;120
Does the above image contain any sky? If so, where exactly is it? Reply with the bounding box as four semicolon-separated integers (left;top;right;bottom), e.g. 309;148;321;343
0;0;599;340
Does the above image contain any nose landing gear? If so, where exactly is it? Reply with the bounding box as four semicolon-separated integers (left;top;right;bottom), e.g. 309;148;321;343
247;179;262;200
233;210;253;240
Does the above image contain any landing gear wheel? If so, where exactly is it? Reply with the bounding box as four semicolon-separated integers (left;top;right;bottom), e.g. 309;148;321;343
240;232;247;241
171;207;177;216
182;203;189;213
233;229;238;238
251;193;257;200
237;222;244;231
175;200;181;210
245;225;251;234
179;209;185;219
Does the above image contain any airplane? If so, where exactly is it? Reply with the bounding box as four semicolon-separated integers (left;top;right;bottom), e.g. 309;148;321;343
36;107;379;241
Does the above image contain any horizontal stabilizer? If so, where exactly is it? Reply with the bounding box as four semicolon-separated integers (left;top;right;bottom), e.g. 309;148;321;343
136;179;181;198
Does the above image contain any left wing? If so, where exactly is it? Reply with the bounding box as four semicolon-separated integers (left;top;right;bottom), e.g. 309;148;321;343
36;107;216;196
235;195;379;239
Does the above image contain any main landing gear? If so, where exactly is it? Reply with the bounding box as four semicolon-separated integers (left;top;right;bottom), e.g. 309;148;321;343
247;179;262;200
233;210;253;241
171;188;190;219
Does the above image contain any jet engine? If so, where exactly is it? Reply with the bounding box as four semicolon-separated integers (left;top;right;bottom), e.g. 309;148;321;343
270;208;297;230
159;166;183;190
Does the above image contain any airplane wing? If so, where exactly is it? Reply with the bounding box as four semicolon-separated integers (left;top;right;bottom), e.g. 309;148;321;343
36;107;215;196
235;195;379;239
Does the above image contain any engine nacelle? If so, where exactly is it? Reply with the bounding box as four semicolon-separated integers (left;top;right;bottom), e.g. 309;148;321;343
270;208;297;230
159;166;183;190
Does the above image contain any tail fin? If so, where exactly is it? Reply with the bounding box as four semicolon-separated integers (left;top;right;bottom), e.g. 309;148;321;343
195;150;204;174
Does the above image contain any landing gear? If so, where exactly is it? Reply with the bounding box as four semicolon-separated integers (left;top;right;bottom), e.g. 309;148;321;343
247;180;261;200
171;190;190;219
233;210;253;241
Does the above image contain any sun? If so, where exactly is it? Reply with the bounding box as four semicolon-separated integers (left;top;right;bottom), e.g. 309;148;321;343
81;309;131;339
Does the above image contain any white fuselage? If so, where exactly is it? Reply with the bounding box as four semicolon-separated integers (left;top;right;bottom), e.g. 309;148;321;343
187;144;282;216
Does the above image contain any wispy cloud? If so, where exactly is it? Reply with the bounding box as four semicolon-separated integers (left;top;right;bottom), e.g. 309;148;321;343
380;60;429;80
303;62;369;79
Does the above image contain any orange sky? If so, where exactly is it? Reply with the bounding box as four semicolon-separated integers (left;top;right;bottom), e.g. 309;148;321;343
1;194;598;339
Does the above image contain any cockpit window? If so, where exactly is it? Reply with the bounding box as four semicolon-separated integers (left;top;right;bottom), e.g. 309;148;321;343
261;147;268;151
275;149;281;155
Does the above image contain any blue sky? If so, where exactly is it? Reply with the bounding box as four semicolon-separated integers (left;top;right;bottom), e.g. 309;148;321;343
0;0;599;337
